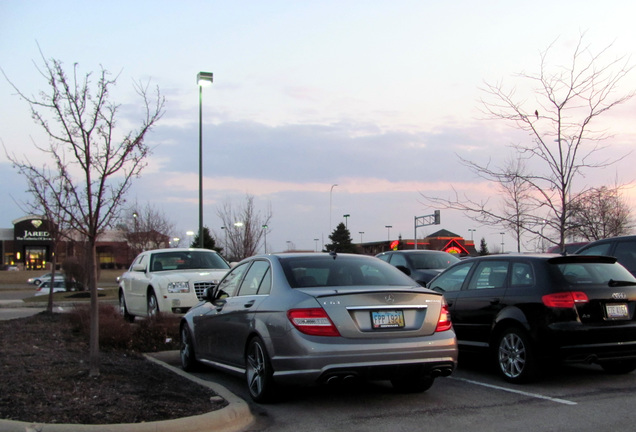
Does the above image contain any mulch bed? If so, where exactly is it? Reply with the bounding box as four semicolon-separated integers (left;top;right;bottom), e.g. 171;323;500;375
0;312;227;425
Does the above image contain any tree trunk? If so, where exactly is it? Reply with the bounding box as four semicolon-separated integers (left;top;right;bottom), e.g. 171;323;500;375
88;240;100;377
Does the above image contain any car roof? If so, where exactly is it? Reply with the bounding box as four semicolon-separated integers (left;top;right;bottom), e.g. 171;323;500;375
145;248;219;254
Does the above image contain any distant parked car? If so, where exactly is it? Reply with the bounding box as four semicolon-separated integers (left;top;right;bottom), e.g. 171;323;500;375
34;280;79;295
427;253;636;383
180;252;458;402
27;273;65;286
576;236;636;276
118;248;231;322
376;250;460;286
546;242;589;254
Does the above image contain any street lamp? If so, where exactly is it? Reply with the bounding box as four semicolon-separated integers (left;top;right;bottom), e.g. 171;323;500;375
468;229;476;241
197;71;214;248
500;232;505;253
314;238;320;253
262;225;268;253
329;184;338;232
385;225;392;241
221;226;227;253
343;214;350;228
359;231;364;243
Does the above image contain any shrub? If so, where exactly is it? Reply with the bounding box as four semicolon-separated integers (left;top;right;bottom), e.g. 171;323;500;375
67;304;181;353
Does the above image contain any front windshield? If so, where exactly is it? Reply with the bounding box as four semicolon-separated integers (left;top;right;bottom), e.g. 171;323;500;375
150;251;230;272
280;255;417;288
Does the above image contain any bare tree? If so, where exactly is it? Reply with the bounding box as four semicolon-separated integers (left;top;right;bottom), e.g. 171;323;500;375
480;34;634;251
423;155;536;252
217;194;272;261
3;52;164;376
426;34;634;252
120;201;175;256
568;185;633;241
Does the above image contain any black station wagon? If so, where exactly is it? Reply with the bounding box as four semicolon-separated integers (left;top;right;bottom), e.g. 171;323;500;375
427;254;636;383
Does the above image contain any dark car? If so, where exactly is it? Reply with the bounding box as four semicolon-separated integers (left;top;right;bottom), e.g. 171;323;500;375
546;242;589;254
576;235;636;276
427;253;636;383
376;250;460;286
180;253;457;402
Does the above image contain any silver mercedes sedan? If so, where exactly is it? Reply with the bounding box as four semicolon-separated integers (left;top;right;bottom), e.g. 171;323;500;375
180;252;458;402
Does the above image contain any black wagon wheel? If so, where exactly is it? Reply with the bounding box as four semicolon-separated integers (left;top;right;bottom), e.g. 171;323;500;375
496;326;540;383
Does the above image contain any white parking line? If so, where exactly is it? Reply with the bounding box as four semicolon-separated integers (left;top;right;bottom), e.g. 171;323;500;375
451;377;578;406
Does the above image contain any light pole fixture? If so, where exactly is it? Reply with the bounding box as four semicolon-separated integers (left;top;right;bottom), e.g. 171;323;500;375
262;225;268;254
468;229;476;241
197;71;214;248
359;231;364;243
329;184;338;232
500;232;505;253
314;238;320;253
385;225;392;241
343;214;350;228
221;226;227;254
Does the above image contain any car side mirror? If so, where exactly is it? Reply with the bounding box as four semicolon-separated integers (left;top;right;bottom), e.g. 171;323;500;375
203;287;216;303
132;263;146;272
395;265;411;276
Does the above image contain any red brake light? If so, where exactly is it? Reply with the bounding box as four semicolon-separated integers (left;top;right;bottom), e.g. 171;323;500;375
435;304;453;332
287;308;341;337
542;291;589;308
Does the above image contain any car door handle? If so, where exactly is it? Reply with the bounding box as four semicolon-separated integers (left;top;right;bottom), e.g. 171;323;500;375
244;300;255;308
490;298;501;305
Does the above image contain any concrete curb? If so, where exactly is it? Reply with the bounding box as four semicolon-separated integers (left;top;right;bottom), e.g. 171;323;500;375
0;352;255;432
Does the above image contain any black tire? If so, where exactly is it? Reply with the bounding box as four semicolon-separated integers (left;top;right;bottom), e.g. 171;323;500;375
601;359;636;375
119;291;135;323
495;326;540;383
391;372;435;393
147;291;159;317
180;325;199;372
245;337;276;403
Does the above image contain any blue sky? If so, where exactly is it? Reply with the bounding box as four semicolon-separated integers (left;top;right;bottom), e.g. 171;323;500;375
1;1;636;253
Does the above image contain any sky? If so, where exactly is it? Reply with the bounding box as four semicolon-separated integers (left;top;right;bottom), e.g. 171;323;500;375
1;1;636;254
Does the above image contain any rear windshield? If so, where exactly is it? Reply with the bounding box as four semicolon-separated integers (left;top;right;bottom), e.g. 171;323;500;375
552;261;636;285
279;255;416;288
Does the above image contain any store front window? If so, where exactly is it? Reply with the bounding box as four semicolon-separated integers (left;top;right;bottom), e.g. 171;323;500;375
26;246;47;270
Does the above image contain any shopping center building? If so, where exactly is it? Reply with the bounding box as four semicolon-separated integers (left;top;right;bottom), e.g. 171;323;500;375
0;215;168;270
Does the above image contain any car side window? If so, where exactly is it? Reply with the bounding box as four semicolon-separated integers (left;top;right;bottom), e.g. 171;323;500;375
578;243;611;256
428;261;474;292
511;262;534;287
614;241;636;272
468;261;509;290
389;253;408;268
238;261;270;296
376;254;390;263
216;263;249;299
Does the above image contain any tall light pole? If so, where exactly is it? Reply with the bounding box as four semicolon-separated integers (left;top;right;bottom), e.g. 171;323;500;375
500;232;505;253
314;238;320;253
359;231;364;243
385;225;392;241
262;224;268;254
329;184;338;233
197;71;214;248
343;214;350;228
468;228;476;241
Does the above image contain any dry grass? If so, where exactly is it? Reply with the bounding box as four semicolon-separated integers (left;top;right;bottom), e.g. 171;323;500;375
0;268;123;287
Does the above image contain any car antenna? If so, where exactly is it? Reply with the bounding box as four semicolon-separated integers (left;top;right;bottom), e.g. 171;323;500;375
329;251;338;260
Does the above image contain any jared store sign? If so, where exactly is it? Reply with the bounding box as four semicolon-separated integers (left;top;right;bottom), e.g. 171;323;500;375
15;219;51;241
